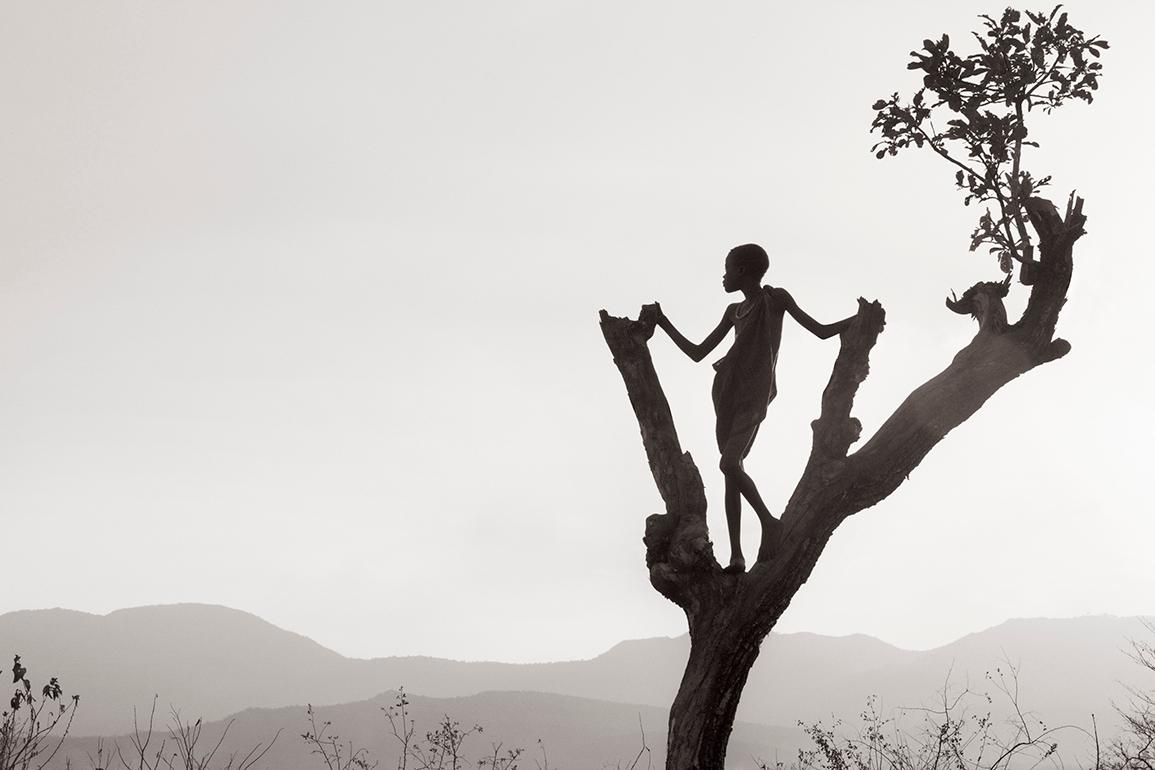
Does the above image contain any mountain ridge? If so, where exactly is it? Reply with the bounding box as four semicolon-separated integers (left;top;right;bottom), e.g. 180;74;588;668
0;604;1147;739
3;603;1139;662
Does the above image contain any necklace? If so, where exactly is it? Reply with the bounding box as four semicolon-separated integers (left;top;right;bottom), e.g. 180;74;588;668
734;297;758;320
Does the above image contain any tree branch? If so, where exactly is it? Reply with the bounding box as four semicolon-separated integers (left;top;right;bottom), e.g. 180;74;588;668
835;194;1082;516
1019;193;1085;344
808;299;887;464
599;308;717;607
773;298;886;545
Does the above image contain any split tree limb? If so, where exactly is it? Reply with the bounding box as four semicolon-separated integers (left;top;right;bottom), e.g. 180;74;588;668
598;308;715;606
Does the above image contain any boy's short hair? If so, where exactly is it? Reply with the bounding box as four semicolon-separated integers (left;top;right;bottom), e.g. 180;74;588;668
729;243;769;280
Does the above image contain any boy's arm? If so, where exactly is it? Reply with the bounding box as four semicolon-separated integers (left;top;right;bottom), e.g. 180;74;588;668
648;303;733;362
774;288;853;340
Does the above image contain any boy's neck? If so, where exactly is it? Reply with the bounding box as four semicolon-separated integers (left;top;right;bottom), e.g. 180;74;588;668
740;283;763;301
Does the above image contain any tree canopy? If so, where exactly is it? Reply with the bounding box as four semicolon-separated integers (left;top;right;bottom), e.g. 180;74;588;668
871;6;1108;279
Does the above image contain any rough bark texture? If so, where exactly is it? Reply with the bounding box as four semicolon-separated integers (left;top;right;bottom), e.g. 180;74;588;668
599;195;1085;770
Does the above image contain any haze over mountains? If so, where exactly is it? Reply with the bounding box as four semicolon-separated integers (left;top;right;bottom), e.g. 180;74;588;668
1;604;1148;745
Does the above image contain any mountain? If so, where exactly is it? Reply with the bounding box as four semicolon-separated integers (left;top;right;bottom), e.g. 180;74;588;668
46;690;807;770
0;604;1147;740
0;605;359;735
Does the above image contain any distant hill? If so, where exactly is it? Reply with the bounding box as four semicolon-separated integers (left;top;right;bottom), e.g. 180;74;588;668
0;605;358;735
0;604;1147;740
45;689;806;770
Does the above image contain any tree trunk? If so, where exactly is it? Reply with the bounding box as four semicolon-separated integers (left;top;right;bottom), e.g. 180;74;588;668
599;195;1085;770
667;620;764;769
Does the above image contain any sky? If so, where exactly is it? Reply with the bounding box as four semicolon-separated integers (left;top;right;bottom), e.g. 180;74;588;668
1;1;1152;663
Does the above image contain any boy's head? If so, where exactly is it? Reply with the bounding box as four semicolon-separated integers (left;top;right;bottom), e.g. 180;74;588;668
722;243;769;292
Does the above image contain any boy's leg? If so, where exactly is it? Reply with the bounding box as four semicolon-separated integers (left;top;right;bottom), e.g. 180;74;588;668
733;472;781;562
719;422;761;572
721;421;781;564
723;475;744;572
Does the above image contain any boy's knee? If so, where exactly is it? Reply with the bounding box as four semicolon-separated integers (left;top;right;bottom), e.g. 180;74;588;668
719;454;742;476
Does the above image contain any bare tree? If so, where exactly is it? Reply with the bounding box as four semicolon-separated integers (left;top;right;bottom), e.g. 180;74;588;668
1107;624;1155;770
307;692;524;770
111;697;277;770
302;704;377;770
599;8;1107;768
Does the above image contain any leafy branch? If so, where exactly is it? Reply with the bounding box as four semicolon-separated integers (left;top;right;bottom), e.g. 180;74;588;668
870;6;1107;281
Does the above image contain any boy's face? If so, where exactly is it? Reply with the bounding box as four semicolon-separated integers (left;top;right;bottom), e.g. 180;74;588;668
722;254;742;293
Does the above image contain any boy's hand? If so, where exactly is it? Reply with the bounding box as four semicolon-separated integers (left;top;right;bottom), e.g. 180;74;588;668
638;302;665;340
640;301;664;324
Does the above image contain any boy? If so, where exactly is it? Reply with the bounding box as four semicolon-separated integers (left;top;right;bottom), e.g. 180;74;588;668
647;244;853;572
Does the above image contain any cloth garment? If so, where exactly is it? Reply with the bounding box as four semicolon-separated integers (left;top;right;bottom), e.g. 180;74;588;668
711;286;784;452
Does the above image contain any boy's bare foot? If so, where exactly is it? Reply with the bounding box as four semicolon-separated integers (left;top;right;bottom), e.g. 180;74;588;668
723;555;746;574
755;518;782;563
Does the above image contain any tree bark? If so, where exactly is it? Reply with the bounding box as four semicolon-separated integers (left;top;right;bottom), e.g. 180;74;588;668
666;616;762;767
599;195;1085;770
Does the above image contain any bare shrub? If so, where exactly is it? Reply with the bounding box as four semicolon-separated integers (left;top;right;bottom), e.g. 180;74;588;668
0;656;78;770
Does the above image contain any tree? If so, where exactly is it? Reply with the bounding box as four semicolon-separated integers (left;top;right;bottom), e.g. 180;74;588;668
599;7;1107;769
1107;624;1155;770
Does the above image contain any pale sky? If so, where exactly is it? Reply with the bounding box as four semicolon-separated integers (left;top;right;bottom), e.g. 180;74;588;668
1;1;1152;663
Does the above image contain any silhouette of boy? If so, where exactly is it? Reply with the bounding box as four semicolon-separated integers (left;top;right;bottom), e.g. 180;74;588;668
648;244;853;572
